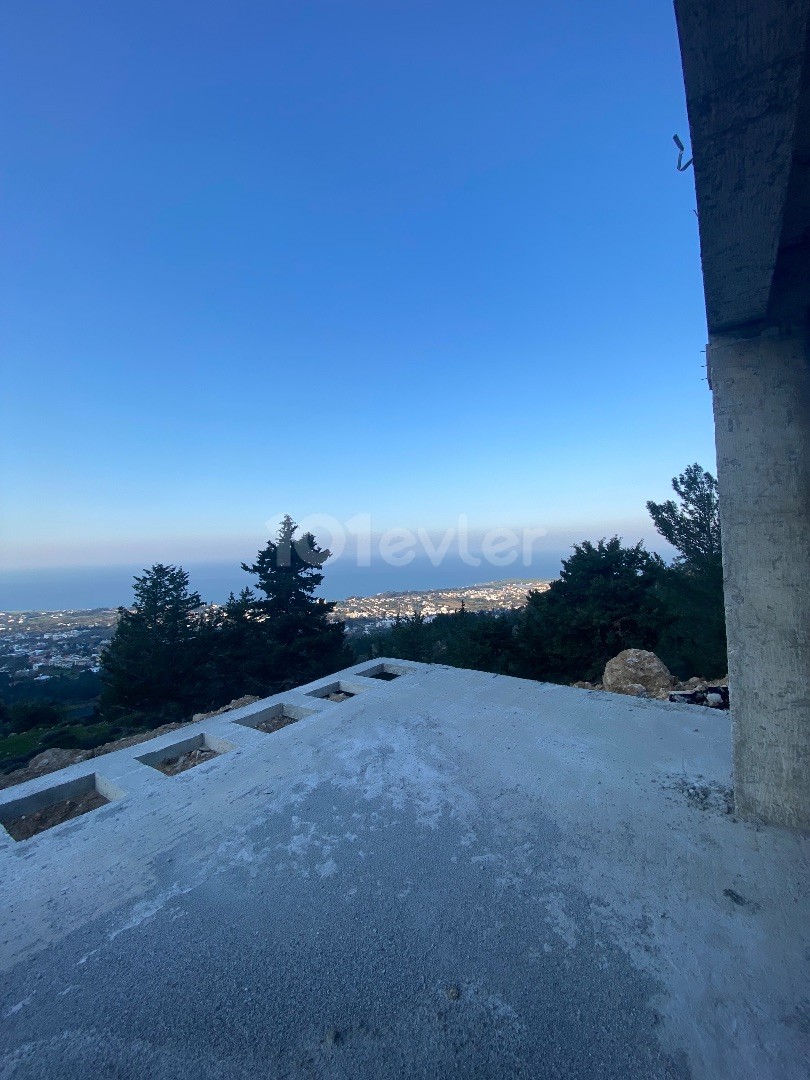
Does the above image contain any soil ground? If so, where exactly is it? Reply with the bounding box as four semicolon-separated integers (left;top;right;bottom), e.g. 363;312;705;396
3;789;108;841
254;714;299;735
154;747;218;776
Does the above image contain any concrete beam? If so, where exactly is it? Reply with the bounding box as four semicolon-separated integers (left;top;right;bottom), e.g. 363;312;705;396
674;0;810;332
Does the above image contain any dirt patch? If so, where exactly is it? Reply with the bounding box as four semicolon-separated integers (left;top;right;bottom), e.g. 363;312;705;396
326;691;354;702
4;790;108;841
154;746;219;776
254;714;300;735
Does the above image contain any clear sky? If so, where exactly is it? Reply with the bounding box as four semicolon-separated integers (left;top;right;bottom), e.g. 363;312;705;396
1;0;711;582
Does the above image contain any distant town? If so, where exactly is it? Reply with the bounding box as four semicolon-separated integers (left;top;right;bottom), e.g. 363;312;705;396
0;609;117;690
0;579;551;686
332;578;551;634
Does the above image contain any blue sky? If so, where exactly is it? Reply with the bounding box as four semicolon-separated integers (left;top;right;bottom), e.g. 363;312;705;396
1;0;711;579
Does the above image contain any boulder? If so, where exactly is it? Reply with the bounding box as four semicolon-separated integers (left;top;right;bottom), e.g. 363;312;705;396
622;682;649;697
603;650;674;698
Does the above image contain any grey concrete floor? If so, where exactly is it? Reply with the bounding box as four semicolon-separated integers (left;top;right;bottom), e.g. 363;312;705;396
0;662;807;1079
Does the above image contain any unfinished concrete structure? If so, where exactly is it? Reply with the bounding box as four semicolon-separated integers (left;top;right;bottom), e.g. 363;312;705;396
675;1;810;829
1;662;808;1078
1;8;809;1077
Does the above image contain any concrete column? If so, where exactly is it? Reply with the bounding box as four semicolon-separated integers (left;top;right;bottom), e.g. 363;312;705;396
709;326;810;830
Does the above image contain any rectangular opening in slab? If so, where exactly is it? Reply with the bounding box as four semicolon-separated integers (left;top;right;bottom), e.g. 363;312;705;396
0;773;124;842
356;663;409;682
231;702;315;735
305;680;364;703
136;733;234;776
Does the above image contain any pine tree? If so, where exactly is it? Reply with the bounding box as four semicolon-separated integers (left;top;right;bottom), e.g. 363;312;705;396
646;463;721;571
647;465;727;677
203;588;265;703
100;564;204;720
234;516;351;692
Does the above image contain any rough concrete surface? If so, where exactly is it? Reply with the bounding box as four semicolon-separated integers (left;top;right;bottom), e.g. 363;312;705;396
674;0;809;333
709;328;810;829
0;662;807;1079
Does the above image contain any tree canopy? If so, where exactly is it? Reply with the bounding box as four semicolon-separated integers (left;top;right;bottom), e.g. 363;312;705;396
646;463;721;570
99;525;351;721
100;564;204;720
86;472;729;736
515;537;668;682
208;516;351;697
359;465;727;684
646;464;726;676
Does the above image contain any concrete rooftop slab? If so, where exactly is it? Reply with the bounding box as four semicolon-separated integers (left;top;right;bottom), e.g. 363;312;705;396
0;661;807;1078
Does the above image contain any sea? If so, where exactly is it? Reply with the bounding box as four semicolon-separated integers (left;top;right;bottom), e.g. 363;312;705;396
0;552;569;612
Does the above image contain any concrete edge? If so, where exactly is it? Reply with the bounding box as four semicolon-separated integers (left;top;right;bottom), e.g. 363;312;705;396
0;658;431;818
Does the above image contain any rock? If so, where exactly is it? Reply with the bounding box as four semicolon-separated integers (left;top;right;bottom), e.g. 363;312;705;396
571;680;598;690
676;675;728;692
603;650;674;697
669;685;730;710
225;695;262;711
28;748;88;774
679;677;707;692
192;695;262;722
669;691;704;705
624;682;649;697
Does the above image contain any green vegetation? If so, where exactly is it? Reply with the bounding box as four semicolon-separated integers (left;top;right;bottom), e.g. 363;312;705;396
0;696;130;772
99;516;350;725
354;464;727;684
203;515;352;701
1;516;351;771
0;670;102;707
514;538;669;683
0;690;112;771
1;473;728;773
646;463;726;676
100;563;204;721
646;463;721;569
